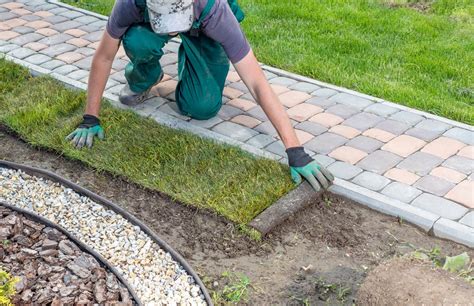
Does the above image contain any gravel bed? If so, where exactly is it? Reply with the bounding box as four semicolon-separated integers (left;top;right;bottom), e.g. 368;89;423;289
0;168;207;305
0;206;134;305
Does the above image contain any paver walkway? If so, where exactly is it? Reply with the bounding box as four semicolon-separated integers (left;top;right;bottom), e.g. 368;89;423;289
1;0;473;246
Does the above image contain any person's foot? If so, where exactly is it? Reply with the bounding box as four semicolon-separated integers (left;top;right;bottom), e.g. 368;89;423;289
119;72;164;106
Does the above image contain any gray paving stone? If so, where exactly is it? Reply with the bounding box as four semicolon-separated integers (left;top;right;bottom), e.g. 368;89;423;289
23;54;51;65
45;15;68;24
246;134;276;149
112;58;128;71
59;10;84;19
357;150;402;174
375;119;410;135
13;26;35;34
0;7;5;12
48;7;69;15
0;12;17;21
212;121;258;142
325;104;359;119
76;47;96;57
346;136;383;153
40;59;64;70
255;121;278;137
217;104;243;120
53;64;78;75
34;3;56;10
228;81;249;93
188;116;223;129
352;171;391;191
162;64;178;76
105;79;120;90
389;111;424;126
459;211;474;228
74;15;100;25
305;133;348;154
39;33;74;45
311;88;338;98
412;193;468;220
159;53;177;66
19;15;41;22
239;93;255;102
365;103;399;117
329;93;373;110
0;44;18;53
313;154;336;167
442;155;474;175
295;121;327;136
7;47;35;60
107;84;125;96
110;71;127;84
263;70;277;80
413;175;455;196
132;97;166;117
415;119;451;134
405;127;442;142
78;24;102;33
289;82;320;93
0;40;7;46
246;106;268;121
343;113;383;131
443;127;474;145
75;57;93;70
10;33;43;46
265;141;286;157
163;41;180;53
89;20;107;29
156;102;189;120
381;182;422;203
306;96;335;108
328;161;363;180
82;30;104;42
397;152;443;176
433;218;474;248
66;69;90;81
269;76;298;86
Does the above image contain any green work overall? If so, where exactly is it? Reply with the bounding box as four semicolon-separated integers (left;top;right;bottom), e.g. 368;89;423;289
122;0;245;120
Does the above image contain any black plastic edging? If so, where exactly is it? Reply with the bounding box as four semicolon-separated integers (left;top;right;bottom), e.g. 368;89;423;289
0;160;213;306
0;201;141;305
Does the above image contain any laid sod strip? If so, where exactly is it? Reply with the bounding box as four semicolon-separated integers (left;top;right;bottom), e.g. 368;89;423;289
63;0;474;124
0;58;294;224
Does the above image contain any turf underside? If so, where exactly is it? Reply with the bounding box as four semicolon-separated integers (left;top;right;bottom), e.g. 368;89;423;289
0;58;294;224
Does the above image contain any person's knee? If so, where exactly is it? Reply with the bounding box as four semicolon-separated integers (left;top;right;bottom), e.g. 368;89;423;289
177;91;222;120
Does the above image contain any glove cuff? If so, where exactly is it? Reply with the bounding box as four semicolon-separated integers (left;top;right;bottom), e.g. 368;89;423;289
286;146;313;167
79;114;100;128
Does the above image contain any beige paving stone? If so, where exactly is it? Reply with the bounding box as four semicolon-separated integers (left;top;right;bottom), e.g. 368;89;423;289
56;52;84;64
430;167;467;184
11;8;31;16
295;129;314;144
0;23;10;31
0;30;20;40
227;98;257;111
457;145;474;159
384;168;420;185
64;28;87;38
226;71;241;82
309;113;344;128
279;90;312;108
421;136;466;159
24;20;51;29
382;135;426;157
24;42;48;51
287;103;323;122
329;125;361;139
150;79;177;97
329;146;368;165
36;28;58;37
4;18;27;28
445;180;474;208
231;115;261;128
67;38;90;48
363;128;396;142
34;11;54;18
88;41;100;49
1;2;23;9
223;86;243;99
116;46;127;58
271;84;290;95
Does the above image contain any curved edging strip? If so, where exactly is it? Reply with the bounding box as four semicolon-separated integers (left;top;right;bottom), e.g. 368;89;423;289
0;201;141;305
0;160;213;306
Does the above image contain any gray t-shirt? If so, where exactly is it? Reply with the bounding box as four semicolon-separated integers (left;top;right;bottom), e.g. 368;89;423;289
107;0;251;63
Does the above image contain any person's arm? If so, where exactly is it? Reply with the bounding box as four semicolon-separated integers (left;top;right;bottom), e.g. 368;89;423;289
233;50;299;149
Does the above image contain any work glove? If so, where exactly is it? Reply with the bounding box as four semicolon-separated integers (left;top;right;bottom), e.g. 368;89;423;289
66;114;105;149
286;147;334;192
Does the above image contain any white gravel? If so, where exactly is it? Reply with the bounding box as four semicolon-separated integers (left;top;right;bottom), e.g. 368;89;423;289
0;167;207;306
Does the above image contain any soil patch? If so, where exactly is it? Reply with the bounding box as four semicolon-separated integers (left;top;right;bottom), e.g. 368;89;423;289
1;130;472;304
358;257;473;305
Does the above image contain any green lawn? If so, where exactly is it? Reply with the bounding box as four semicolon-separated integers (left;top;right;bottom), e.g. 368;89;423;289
0;58;294;225
64;0;473;124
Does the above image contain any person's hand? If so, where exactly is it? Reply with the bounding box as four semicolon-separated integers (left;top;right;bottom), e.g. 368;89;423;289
286;147;334;192
66;114;105;149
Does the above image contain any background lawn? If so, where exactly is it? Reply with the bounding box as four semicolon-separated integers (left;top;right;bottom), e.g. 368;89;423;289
0;58;294;225
64;0;473;124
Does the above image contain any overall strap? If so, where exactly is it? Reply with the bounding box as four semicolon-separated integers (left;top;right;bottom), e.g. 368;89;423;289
192;0;216;31
135;0;149;22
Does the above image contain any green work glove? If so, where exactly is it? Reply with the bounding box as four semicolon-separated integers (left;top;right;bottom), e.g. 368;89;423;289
286;147;335;192
66;114;105;149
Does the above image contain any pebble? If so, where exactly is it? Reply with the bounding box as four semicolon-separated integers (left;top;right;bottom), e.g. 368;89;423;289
0;168;207;305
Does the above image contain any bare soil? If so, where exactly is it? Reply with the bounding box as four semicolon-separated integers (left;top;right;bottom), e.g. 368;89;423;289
358;257;473;305
1;130;472;305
